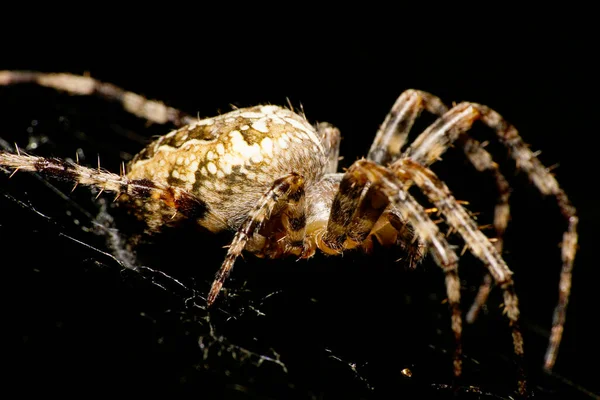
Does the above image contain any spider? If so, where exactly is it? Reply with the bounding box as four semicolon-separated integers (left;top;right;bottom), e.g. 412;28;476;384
0;71;578;396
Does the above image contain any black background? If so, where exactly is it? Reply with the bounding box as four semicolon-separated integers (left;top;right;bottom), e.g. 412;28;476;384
1;9;598;399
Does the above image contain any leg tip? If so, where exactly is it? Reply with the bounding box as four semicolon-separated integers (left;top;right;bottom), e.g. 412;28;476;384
206;281;222;307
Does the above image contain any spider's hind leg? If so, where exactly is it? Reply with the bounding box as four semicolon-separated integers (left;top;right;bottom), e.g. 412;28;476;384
0;70;195;127
0;151;210;226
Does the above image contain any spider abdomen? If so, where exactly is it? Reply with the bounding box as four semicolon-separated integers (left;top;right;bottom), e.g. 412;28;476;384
125;105;329;232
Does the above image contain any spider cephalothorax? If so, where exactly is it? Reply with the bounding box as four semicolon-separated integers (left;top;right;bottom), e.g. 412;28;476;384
0;71;578;395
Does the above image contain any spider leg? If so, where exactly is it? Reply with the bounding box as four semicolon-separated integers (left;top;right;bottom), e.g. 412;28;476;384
273;175;308;257
391;158;527;394
459;136;511;323
403;102;578;371
316;122;342;174
368;90;448;165
323;171;425;266
207;173;306;307
378;208;427;268
369;91;513;253
322;160;464;378
370;90;514;323
0;151;209;224
0;70;195;127
369;91;512;309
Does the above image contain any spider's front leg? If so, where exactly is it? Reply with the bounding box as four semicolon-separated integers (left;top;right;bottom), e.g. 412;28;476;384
454;135;512;323
368;90;448;165
369;91;512;321
321;160;465;378
403;101;578;371
207;173;307;307
389;158;527;395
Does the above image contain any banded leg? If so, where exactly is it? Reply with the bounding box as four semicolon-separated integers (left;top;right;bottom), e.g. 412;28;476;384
0;70;195;127
207;173;306;306
323;160;464;378
403;102;578;371
380;209;427;269
316;122;342;174
271;179;308;257
368;89;448;165
0;151;208;224
392;158;527;394
459;136;512;323
373;92;512;250
326;172;425;268
369;90;514;323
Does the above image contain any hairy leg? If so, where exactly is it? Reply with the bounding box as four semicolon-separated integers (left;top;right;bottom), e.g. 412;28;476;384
368;89;448;165
207;173;306;306
258;176;308;258
373;91;512;252
369;91;513;319
403;102;578;370
458;136;511;323
316;122;342;174
323;159;464;378
0;70;195;127
391;158;527;394
0;151;208;230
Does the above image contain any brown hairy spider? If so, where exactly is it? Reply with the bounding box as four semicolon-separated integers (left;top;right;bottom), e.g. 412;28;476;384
0;71;578;395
